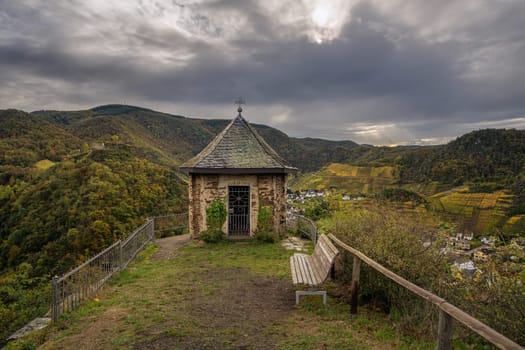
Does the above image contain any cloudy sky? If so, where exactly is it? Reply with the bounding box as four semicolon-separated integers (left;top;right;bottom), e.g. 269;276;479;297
1;0;524;145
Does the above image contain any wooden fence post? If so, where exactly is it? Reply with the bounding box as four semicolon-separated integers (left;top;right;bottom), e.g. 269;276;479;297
436;309;453;350
350;255;361;315
51;275;59;322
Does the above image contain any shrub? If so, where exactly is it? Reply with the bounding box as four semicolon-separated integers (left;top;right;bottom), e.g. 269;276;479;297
322;205;525;344
201;198;226;243
254;230;278;243
206;198;227;232
303;198;330;220
321;205;447;336
199;229;224;243
255;206;277;243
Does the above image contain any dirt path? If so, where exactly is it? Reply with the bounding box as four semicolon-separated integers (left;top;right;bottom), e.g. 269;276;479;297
141;235;296;349
133;266;295;350
151;234;191;261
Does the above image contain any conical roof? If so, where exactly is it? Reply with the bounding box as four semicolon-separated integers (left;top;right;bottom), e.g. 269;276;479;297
180;114;297;174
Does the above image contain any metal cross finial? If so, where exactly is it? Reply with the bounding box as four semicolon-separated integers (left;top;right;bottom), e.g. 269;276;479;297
234;97;246;115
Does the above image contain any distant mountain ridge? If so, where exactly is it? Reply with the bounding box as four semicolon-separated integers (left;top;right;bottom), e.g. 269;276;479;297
28;104;361;172
2;104;523;177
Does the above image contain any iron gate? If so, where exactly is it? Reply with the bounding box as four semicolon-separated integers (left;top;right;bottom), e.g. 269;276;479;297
228;186;250;235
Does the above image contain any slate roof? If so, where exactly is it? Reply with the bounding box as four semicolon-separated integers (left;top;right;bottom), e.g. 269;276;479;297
179;114;297;174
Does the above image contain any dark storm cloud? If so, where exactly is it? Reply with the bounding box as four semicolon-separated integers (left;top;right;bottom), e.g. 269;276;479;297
0;0;524;144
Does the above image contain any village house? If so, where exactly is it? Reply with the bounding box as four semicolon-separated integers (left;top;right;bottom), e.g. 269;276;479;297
473;248;495;262
448;232;473;251
455;240;471;251
180;106;297;238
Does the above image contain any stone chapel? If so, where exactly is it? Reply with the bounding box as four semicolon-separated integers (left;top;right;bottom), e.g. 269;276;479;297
179;107;297;238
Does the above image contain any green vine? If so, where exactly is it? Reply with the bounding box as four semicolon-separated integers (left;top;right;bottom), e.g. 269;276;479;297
201;198;227;242
256;205;277;243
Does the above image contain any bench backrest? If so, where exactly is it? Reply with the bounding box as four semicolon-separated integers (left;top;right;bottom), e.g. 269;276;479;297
312;234;339;282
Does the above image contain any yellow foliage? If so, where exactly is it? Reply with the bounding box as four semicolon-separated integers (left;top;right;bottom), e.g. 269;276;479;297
506;215;524;225
326;163;394;178
34;159;55;170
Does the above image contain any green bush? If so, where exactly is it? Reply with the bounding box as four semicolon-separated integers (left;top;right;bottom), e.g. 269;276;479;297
255;206;277;243
199;229;224;243
322;205;525;345
206;198;226;232
201;199;226;243
303;198;330;221
321;205;447;336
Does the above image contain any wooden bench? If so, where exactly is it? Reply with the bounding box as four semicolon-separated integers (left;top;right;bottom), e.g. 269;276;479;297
290;234;339;304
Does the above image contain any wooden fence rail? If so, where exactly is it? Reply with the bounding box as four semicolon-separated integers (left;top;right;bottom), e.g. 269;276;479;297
328;234;523;350
286;214;317;243
51;213;187;321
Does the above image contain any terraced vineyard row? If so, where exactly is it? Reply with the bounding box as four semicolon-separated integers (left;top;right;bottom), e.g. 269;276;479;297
428;189;518;233
291;163;396;194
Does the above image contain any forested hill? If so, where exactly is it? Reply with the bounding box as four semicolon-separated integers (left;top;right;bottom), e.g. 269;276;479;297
397;129;525;185
31;104;360;172
396;129;525;213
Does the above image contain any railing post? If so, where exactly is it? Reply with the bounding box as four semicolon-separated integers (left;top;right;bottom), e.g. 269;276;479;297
119;240;123;271
436;309;453;350
51;275;59;322
149;218;155;242
350;255;361;316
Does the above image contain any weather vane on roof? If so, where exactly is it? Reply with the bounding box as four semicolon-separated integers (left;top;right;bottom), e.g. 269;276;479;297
234;97;246;115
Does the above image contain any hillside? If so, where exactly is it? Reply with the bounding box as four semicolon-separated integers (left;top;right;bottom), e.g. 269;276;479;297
33;104;361;172
291;163;396;194
1;105;524;344
396;129;525;193
292;129;525;236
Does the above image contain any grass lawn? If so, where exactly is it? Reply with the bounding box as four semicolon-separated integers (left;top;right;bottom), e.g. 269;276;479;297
8;239;435;349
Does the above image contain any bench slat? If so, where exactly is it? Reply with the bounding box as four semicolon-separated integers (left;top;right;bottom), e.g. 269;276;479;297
291;255;305;285
319;235;338;258
312;253;327;279
290;256;299;285
300;256;315;285
315;243;332;275
318;239;335;264
294;254;310;285
318;238;337;261
293;255;307;284
310;256;324;285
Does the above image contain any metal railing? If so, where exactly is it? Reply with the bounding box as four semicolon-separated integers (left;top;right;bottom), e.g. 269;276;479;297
153;213;188;237
51;213;187;321
121;219;155;270
286;213;317;243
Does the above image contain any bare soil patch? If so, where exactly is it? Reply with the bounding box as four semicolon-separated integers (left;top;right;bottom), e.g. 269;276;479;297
151;234;191;261
133;266;295;349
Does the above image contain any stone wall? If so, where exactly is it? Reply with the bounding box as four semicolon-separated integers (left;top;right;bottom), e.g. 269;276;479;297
188;173;287;238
